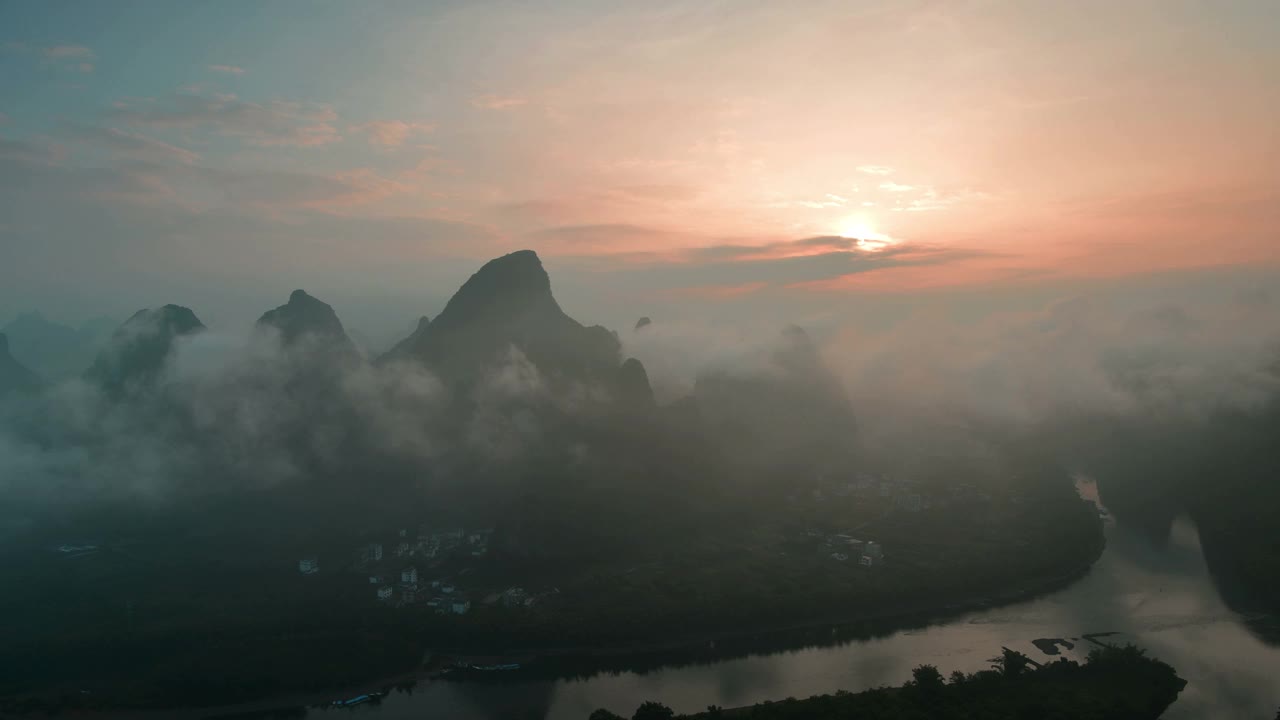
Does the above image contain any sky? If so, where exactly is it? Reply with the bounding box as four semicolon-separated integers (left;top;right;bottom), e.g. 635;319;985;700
1;0;1278;343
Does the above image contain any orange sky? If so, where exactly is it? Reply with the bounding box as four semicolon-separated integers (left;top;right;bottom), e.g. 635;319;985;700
2;0;1278;321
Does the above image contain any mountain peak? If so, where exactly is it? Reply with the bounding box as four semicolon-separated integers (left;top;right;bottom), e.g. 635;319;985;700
381;250;640;397
433;250;557;331
158;304;203;327
257;290;355;355
85;305;205;394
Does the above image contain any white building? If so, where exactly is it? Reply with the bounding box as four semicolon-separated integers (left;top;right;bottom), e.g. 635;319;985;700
451;599;471;615
864;541;884;560
859;555;876;567
831;552;849;562
365;542;384;562
401;566;418;585
299;557;319;575
377;585;393;601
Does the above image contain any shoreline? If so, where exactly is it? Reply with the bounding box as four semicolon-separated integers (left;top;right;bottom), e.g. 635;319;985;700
42;535;1105;720
438;538;1106;667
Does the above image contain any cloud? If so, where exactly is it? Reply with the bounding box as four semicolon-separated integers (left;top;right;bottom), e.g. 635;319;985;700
0;136;60;165
561;236;990;297
765;193;851;209
471;94;528;110
19;44;97;72
349;120;436;147
879;181;914;192
42;45;93;59
112;91;341;147
525;223;695;253
208;64;246;75
888;186;992;213
65;126;200;164
856;165;893;175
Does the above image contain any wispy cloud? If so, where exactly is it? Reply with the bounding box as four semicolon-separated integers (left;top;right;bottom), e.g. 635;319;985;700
42;45;93;59
471;94;528;110
112;91;341;147
856;165;893;175
879;181;914;192
25;44;97;72
569;236;993;297
207;64;246;75
65;126;200;164
349;120;436;147
766;193;851;210
889;186;991;213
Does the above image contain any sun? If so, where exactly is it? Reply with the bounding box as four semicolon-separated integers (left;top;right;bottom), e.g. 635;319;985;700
835;215;894;251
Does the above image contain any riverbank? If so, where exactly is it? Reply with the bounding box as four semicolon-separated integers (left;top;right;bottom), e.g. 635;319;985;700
1;493;1106;717
437;532;1106;672
587;643;1186;720
31;532;1106;720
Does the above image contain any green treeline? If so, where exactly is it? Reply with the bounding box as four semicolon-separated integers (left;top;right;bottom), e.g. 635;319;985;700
590;644;1186;720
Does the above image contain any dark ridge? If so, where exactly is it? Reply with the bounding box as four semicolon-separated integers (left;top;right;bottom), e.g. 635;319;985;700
85;304;205;395
256;289;357;357
0;331;44;395
380;250;644;398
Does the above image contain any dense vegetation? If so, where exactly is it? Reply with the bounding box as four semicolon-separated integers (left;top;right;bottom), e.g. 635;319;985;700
588;645;1186;720
0;472;1103;714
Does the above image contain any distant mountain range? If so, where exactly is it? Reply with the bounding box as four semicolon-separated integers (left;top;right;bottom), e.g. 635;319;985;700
0;332;42;396
2;250;859;557
0;311;115;381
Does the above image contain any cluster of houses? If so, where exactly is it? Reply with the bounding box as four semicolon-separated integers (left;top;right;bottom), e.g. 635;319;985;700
808;531;885;567
391;526;493;562
296;525;559;617
377;568;473;613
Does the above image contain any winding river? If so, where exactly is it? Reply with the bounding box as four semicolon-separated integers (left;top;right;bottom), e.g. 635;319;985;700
313;503;1280;719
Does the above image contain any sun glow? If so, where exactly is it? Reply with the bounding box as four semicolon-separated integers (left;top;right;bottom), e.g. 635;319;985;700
835;216;894;251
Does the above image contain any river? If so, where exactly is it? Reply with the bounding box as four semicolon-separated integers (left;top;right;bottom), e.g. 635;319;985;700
311;505;1279;719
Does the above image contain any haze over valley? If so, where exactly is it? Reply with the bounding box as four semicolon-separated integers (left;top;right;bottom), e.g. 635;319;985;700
2;2;1279;718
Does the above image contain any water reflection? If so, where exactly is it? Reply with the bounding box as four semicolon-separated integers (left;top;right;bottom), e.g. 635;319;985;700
344;514;1280;720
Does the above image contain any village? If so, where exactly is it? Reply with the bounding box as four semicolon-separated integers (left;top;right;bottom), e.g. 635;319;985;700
281;468;1042;631
785;468;1027;570
296;525;559;616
